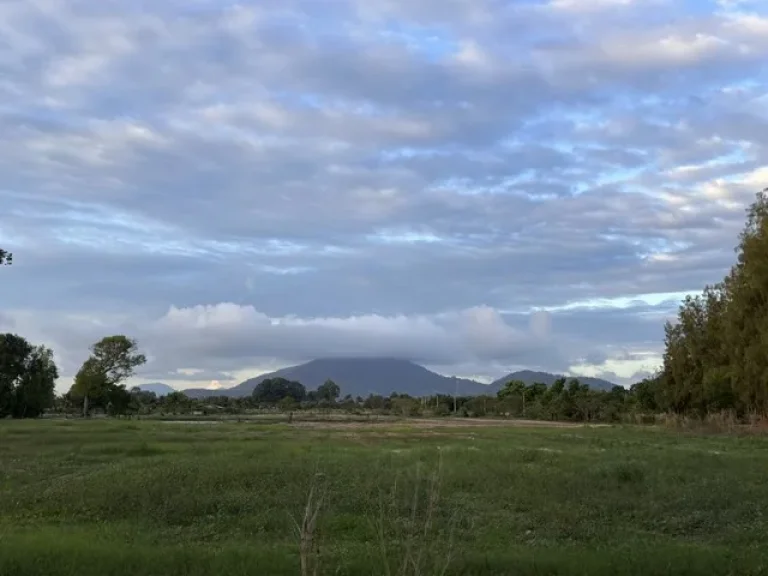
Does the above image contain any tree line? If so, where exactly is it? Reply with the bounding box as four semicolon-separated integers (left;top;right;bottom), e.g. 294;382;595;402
0;331;729;422
0;334;147;419
44;375;654;423
640;189;768;418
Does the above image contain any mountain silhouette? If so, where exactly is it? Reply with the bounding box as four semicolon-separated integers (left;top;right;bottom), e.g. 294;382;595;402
182;358;617;398
490;370;616;392
135;382;176;396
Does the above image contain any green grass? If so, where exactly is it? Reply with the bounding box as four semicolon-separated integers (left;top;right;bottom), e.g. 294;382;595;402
2;419;768;575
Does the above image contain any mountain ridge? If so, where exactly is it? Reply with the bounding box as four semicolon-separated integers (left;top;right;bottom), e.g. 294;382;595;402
135;382;177;396
182;358;617;399
491;370;616;392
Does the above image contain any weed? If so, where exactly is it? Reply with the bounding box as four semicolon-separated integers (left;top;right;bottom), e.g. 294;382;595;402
290;471;327;576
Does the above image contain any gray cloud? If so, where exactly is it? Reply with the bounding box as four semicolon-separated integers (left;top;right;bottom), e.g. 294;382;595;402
2;301;662;389
1;0;766;389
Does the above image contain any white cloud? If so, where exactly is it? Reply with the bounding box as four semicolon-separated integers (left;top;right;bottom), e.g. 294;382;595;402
3;301;651;391
1;0;766;390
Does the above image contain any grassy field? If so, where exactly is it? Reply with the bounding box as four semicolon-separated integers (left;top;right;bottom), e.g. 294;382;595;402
1;419;768;575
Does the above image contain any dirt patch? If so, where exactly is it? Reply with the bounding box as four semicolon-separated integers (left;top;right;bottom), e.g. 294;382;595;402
289;417;593;431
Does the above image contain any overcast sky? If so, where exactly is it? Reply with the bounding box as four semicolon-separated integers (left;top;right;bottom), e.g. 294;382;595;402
1;0;767;391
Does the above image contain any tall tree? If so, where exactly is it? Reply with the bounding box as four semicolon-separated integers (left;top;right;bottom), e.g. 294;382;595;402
316;379;340;402
252;377;306;404
71;358;109;417
0;334;32;416
90;335;147;387
13;346;58;418
0;249;11;265
0;334;58;418
660;189;768;416
70;335;146;416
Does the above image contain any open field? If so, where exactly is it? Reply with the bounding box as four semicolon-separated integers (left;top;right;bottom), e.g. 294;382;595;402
2;420;768;575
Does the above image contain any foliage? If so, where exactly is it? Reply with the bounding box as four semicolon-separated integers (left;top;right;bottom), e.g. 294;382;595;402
90;336;147;386
316;379;340;402
0;248;11;265
0;334;58;418
489;378;630;422
51;372;669;422
68;335;146;416
252;378;306;404
659;189;768;416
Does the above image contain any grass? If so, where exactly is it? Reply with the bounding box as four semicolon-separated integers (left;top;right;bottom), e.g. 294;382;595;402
2;419;768;574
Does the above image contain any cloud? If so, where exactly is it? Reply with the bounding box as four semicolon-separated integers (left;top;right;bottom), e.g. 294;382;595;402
1;0;766;390
2;301;659;390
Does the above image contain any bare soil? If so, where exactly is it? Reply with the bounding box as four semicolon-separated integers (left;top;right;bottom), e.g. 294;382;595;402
289;417;593;430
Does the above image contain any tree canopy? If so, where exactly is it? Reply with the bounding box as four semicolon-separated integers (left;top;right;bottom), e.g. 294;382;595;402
0;333;58;418
252;377;306;404
0;248;11;265
68;335;146;416
659;189;768;416
317;379;341;402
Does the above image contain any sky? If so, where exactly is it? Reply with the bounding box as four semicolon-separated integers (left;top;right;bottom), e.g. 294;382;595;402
1;0;767;392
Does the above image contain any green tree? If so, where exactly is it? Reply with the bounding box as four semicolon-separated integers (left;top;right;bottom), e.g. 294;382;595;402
252;377;306;404
722;190;768;414
90;335;147;387
71;357;108;416
660;189;768;416
317;379;341;403
13;346;58;418
498;380;527;416
0;334;58;418
278;396;298;413
69;335;146;416
129;387;158;415
161;391;192;415
0;334;32;416
0;249;11;265
391;395;421;416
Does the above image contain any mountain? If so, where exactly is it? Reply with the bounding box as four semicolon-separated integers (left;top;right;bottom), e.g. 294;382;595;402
182;359;619;399
183;358;490;399
489;370;616;392
136;382;177;396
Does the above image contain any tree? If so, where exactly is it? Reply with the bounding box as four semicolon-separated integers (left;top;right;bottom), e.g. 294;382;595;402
278;396;298;413
0;334;32;416
0;334;58;418
71;357;108;416
161;391;192;415
13;346;58;418
70;335;146;416
90;336;147;386
0;249;11;265
498;380;527;416
316;379;340;403
129;387;158;415
659;189;768;416
252;378;306;404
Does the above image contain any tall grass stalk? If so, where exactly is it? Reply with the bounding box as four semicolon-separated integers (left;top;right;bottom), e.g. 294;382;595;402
372;452;458;576
291;471;327;576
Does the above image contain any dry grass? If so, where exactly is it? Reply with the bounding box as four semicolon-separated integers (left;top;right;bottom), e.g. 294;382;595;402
372;453;459;576
291;417;589;431
291;472;327;576
659;410;768;434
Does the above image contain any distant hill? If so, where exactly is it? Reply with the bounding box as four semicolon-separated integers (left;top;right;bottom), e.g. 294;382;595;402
489;370;616;392
136;382;176;396
182;358;618;399
183;358;490;399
